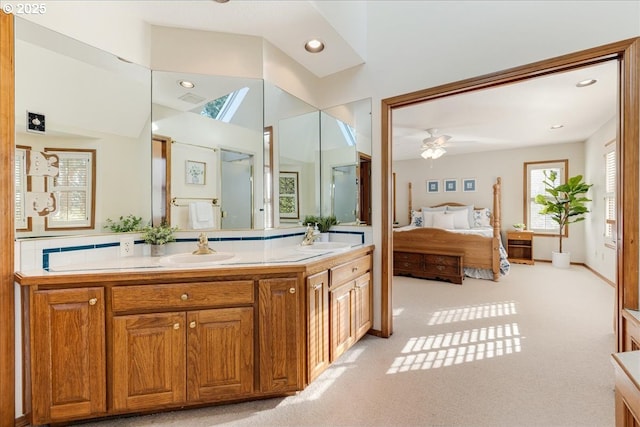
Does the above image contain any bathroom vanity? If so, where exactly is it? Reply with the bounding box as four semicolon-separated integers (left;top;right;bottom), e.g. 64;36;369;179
15;245;373;426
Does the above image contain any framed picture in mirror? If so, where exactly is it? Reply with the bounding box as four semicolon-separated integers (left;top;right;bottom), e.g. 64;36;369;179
186;160;206;185
279;171;299;219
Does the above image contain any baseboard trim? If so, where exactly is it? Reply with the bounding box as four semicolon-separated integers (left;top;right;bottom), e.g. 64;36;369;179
532;259;615;288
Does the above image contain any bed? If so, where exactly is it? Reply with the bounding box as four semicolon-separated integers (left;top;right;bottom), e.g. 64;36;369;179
393;177;509;282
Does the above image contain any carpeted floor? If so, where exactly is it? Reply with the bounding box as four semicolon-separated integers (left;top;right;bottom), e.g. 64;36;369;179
79;263;615;427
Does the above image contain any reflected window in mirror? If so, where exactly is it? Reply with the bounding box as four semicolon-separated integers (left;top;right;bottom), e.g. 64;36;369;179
15;145;31;231
44;148;96;230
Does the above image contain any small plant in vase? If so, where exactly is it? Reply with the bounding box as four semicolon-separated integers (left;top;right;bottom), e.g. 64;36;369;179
141;223;178;256
512;223;526;232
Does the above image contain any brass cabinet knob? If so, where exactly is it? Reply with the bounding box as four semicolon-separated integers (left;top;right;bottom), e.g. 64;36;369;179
352;267;358;272
289;287;296;294
189;321;196;329
181;293;188;301
173;323;180;330
312;283;323;291
88;298;97;306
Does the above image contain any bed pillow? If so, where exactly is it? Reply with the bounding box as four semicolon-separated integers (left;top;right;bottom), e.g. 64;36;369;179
422;210;436;227
432;211;455;229
421;206;446;213
450;209;470;229
410;210;423;227
472;208;492;228
446;205;474;228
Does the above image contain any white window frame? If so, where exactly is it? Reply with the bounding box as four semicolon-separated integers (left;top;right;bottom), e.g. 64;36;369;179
524;159;568;235
604;140;616;248
45;148;96;230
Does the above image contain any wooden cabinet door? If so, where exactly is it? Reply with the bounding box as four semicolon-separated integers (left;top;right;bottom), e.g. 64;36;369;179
330;282;356;362
307;271;330;384
354;272;372;340
258;277;301;393
187;307;253;401
31;287;106;424
112;312;186;411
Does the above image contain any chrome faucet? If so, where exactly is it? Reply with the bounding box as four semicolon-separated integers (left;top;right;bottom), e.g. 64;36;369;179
193;232;216;255
301;223;320;246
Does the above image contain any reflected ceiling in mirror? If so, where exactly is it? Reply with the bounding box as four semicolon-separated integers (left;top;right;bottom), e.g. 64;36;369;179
14;17;151;238
152;71;264;231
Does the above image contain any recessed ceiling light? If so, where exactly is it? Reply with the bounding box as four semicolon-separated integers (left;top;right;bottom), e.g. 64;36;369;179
305;39;325;53
550;124;564;130
213;0;229;3
576;78;597;87
178;80;195;89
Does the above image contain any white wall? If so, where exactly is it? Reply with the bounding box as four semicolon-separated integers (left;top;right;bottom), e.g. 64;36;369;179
585;117;617;282
393;142;588;263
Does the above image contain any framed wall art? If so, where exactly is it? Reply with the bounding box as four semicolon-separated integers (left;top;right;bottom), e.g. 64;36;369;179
444;178;458;193
426;179;440;193
186;160;206;185
462;178;477;192
279;171;299;219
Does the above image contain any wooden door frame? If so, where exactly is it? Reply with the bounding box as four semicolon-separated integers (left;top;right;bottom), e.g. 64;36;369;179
0;12;15;427
380;38;640;349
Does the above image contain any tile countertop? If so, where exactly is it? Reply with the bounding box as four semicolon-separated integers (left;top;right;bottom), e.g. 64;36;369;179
16;244;363;277
612;350;640;389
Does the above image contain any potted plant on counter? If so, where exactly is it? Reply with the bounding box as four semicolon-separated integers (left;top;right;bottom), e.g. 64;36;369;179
141;222;178;256
301;215;338;242
534;171;592;268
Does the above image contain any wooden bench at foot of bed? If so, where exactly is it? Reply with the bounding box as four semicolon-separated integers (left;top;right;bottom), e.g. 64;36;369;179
394;249;464;284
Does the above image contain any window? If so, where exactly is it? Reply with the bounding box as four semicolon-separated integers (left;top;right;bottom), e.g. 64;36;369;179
45;148;96;230
524;159;568;234
199;87;249;123
15;146;30;231
605;141;616;247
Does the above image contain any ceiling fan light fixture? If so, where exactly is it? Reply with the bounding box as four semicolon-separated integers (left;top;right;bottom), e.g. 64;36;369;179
432;147;446;159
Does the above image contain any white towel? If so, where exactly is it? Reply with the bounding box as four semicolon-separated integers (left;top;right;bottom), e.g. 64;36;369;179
188;202;215;229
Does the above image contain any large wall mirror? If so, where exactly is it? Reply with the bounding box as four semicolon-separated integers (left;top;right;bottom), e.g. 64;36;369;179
265;83;320;228
320;98;372;225
151;71;264;230
14;17;371;236
14;17;151;238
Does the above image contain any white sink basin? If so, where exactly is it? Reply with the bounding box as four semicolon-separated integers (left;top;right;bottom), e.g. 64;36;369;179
158;252;236;268
297;242;352;253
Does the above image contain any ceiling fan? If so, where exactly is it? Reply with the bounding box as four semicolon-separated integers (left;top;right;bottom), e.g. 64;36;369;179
421;128;451;159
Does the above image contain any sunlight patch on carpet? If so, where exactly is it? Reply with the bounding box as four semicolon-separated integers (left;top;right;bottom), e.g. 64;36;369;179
428;301;517;325
387;323;522;373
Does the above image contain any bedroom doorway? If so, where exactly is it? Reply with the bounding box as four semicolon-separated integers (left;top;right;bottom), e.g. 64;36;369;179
381;39;640;352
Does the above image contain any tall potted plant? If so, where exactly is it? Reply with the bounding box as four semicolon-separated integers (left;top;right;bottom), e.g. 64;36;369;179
534;171;592;268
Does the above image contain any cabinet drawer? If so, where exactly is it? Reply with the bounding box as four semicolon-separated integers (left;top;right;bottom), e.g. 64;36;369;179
331;255;372;287
423;264;460;276
424;253;461;267
112;280;254;313
508;231;532;241
393;252;423;264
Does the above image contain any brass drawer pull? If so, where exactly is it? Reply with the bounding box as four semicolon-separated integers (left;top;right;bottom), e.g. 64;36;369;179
289;287;296;294
173;323;180;330
181;293;189;301
89;298;97;306
352;267;358;273
189;321;197;329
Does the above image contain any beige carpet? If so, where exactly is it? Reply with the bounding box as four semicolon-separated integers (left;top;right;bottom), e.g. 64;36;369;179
80;263;615;427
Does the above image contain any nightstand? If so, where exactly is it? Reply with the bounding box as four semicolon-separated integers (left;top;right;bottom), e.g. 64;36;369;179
506;230;534;265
